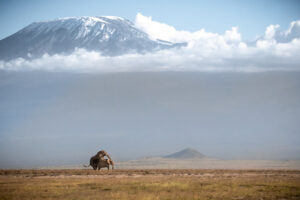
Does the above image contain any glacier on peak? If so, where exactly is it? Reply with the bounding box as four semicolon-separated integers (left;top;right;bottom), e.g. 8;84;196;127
103;16;125;21
0;15;186;61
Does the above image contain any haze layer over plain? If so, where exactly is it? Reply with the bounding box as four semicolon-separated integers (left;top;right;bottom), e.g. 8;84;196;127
0;71;299;168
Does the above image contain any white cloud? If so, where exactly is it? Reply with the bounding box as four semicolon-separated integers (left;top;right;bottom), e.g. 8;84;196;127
0;13;300;73
264;24;280;40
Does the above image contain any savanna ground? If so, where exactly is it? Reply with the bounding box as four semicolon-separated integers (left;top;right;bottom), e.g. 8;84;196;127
0;169;300;200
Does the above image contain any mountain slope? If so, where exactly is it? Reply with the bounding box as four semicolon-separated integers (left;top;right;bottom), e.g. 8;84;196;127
164;148;206;159
0;16;184;61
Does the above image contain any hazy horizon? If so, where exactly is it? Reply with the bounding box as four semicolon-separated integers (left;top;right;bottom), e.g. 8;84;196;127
1;71;299;168
0;1;300;169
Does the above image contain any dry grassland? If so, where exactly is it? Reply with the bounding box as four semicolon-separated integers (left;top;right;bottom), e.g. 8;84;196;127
0;169;299;200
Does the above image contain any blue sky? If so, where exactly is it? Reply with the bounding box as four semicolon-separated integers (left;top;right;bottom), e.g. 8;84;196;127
0;0;300;168
0;0;300;40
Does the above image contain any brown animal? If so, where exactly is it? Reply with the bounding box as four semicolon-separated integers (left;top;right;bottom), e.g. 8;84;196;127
97;159;114;170
88;156;99;170
95;150;112;161
84;150;114;170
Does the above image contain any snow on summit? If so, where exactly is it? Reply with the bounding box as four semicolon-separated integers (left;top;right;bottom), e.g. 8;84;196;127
103;16;125;20
1;13;299;72
0;15;184;60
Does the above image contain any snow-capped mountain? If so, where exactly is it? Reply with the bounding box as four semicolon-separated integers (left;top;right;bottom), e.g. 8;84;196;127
0;16;184;61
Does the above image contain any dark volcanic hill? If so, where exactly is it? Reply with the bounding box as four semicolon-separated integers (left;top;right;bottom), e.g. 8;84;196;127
164;148;206;159
0;16;185;61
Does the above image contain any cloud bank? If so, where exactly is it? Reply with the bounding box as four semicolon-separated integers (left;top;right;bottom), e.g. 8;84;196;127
1;13;300;72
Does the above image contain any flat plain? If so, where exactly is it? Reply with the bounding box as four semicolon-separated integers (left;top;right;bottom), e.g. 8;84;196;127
0;169;300;200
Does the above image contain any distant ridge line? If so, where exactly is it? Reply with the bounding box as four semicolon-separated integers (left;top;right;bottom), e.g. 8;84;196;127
163;148;206;159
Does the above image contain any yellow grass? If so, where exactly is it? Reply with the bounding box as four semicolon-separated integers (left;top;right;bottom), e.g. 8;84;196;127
0;169;299;200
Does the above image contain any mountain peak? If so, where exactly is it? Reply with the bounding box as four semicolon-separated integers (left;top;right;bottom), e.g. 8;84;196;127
164;148;205;159
48;16;125;23
0;15;185;61
103;16;125;21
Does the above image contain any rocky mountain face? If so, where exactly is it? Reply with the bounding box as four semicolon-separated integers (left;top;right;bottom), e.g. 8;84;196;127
0;16;184;61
